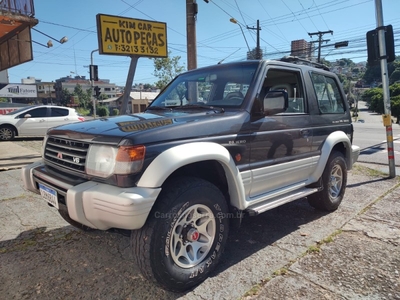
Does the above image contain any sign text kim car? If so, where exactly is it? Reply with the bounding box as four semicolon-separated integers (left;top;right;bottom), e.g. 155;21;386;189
96;14;167;58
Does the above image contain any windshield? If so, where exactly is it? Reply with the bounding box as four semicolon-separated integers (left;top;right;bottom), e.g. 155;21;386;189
149;63;258;109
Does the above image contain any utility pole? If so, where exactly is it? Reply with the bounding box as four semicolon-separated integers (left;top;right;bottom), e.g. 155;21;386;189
186;0;197;70
246;20;262;59
374;0;396;177
308;30;333;63
90;49;98;118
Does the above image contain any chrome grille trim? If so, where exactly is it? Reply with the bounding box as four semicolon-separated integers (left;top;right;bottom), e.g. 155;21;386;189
44;137;90;173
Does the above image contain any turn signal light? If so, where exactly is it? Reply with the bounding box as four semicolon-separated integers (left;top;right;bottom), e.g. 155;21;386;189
116;145;146;162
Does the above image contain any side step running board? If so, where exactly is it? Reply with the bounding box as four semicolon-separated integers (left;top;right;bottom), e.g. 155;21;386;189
246;187;319;216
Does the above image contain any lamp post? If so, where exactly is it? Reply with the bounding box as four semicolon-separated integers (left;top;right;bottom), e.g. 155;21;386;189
230;18;251;54
32;27;68;48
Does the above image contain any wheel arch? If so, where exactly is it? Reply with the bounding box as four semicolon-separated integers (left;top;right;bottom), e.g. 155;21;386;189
0;123;18;139
137;142;246;209
308;131;352;184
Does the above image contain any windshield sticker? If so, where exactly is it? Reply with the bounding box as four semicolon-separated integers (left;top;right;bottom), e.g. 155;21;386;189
117;119;173;132
165;100;181;107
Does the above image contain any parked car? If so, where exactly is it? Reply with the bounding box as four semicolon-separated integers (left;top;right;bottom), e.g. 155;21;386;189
22;59;359;292
0;105;85;141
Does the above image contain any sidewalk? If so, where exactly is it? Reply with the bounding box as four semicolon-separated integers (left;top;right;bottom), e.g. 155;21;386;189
0;141;41;171
246;170;400;299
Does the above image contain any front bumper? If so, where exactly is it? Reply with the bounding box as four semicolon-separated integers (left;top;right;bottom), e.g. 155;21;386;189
21;160;161;230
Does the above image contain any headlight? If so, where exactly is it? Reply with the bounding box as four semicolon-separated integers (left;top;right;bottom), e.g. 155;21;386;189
86;144;146;178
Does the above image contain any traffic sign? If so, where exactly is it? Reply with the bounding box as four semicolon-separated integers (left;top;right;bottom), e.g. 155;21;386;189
96;14;167;58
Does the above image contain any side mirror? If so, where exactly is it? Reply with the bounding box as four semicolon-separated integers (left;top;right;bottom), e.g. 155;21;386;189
263;90;288;115
23;114;32;118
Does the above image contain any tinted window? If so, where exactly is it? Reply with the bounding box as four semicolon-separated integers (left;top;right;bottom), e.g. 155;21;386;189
17;107;47;118
50;107;69;117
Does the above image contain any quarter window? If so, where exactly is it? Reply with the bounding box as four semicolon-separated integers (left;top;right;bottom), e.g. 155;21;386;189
50;107;69;117
311;73;345;114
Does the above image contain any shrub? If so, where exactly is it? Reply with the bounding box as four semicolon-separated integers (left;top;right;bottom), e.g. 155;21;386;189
97;106;109;117
112;108;119;116
76;107;90;116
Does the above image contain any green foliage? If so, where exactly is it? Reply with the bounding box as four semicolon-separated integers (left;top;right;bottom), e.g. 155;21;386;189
363;56;400;85
75;107;90;116
153;51;186;90
112;108;119;116
0;97;8;102
389;69;400;85
73;84;91;109
361;83;400;121
97;105;109;117
59;88;72;106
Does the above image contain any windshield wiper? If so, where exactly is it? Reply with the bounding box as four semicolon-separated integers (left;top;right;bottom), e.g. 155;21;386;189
173;104;225;113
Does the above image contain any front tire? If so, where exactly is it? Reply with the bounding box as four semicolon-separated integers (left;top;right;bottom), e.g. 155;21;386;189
131;177;229;292
308;151;347;211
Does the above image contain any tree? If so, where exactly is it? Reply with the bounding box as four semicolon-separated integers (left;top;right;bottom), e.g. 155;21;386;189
59;88;72;106
153;51;186;90
73;84;91;109
389;68;400;84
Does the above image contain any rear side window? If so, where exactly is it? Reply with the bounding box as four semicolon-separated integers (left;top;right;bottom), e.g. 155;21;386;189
311;73;345;114
50;107;69;117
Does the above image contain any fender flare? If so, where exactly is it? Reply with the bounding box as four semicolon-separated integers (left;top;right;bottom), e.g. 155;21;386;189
137;142;246;209
308;130;352;183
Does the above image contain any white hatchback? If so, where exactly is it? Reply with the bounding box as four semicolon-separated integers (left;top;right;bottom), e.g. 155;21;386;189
0;105;85;141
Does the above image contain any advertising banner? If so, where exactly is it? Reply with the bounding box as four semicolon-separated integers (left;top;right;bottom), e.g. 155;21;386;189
0;84;37;98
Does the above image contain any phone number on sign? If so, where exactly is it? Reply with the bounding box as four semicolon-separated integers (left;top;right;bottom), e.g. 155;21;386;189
113;44;159;54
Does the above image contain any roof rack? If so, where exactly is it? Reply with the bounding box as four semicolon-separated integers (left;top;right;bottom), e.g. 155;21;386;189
278;56;330;71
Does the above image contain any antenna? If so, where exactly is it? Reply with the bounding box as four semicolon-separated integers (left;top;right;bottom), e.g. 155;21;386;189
217;48;241;64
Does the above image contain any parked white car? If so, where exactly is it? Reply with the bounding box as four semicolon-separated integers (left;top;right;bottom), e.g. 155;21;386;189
0;105;85;141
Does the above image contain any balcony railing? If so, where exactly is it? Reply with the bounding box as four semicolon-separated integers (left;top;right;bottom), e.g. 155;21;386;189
0;0;35;17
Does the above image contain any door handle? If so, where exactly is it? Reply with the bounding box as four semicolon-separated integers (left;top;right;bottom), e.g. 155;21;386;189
300;129;310;137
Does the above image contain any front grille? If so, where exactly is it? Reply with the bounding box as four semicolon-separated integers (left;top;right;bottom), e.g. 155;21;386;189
44;137;90;173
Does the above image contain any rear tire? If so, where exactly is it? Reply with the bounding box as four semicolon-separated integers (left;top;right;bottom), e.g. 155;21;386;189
131;176;229;292
308;151;347;211
0;125;15;141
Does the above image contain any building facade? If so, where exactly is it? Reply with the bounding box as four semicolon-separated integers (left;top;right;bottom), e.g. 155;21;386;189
291;39;313;59
54;75;118;103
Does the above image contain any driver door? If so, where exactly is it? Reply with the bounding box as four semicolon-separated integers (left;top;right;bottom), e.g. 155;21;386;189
16;107;49;136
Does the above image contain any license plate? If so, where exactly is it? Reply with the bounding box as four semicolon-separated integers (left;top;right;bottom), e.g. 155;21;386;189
39;183;59;210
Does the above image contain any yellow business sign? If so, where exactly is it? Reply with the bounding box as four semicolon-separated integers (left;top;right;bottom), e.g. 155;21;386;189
96;14;167;58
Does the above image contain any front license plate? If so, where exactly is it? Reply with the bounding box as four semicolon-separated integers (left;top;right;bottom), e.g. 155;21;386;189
39;183;59;210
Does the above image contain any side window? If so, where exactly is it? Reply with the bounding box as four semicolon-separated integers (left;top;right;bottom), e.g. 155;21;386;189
50;107;69;117
260;69;306;114
311;73;345;114
17;107;48;118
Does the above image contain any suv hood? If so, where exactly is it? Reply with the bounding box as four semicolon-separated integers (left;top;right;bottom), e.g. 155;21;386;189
48;110;247;145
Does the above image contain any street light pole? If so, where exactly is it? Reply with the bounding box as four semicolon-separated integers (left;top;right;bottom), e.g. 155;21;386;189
91;49;98;118
230;18;251;54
